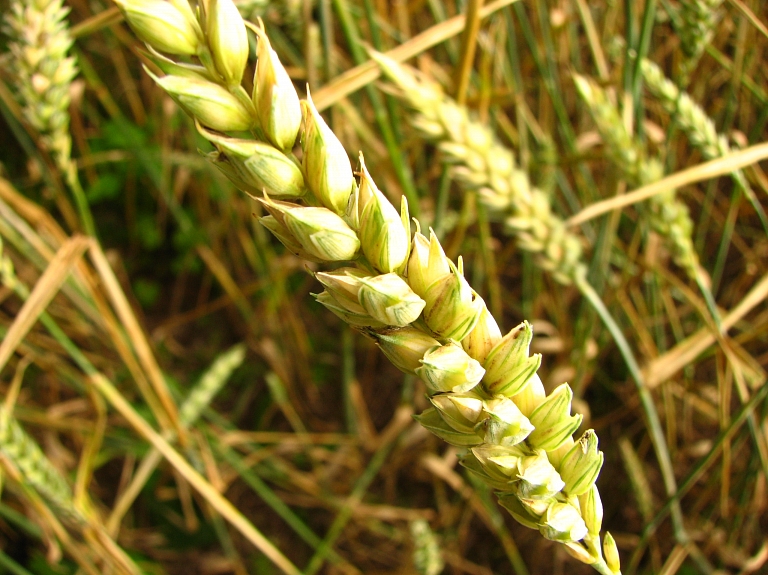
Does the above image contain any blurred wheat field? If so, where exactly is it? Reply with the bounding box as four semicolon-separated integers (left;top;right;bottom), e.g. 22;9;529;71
0;0;767;574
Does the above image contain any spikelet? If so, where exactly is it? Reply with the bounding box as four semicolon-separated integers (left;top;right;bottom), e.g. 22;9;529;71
573;74;701;280
675;0;724;76
116;7;620;571
640;59;760;200
410;519;444;575
5;0;78;168
0;408;83;525
372;54;587;286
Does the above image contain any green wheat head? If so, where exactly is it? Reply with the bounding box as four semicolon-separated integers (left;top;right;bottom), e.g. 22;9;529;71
574;74;701;280
372;54;587;286
410;519;444;575
0;408;82;524
676;0;724;75
5;0;78;167
112;0;623;572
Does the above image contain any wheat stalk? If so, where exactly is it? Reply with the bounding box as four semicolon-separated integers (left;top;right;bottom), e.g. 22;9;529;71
4;0;95;236
114;1;622;572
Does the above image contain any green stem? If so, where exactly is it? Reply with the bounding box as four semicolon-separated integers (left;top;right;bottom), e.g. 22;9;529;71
591;559;617;575
342;328;357;433
575;275;689;547
0;550;35;575
630;0;657;138
63;160;96;237
303;419;405;575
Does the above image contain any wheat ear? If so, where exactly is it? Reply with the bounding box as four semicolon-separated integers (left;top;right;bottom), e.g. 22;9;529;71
115;1;621;572
372;53;587;286
675;0;724;79
573;74;702;282
0;409;83;524
410;518;444;575
640;59;768;234
4;0;95;236
368;60;684;511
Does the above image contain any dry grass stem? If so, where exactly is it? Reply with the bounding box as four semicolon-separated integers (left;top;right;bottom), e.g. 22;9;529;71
311;0;518;111
567;142;768;227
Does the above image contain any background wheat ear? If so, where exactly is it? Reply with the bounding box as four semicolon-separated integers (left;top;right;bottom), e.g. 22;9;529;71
675;0;725;80
371;53;587;287
0;408;80;524
573;75;704;282
4;0;95;236
641;59;768;238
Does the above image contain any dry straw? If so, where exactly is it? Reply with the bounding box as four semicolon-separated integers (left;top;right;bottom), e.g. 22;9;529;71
114;0;622;572
0;238;83;524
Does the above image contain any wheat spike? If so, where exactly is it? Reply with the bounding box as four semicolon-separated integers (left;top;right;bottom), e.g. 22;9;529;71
574;74;702;280
410;519;444;575
676;0;724;77
0;409;83;525
641;59;763;199
114;2;621;572
372;54;587;286
5;0;78;168
5;0;96;235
